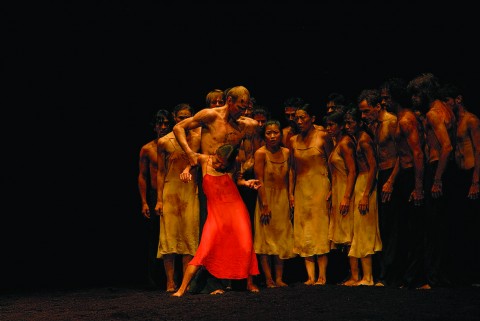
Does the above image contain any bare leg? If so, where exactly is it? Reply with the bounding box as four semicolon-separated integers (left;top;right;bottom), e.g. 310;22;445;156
182;254;193;291
260;255;276;288
355;255;374;286
342;257;360;286
247;275;259;292
172;264;200;297
304;256;316;285
315;254;328;285
273;256;287;287
181;254;193;274
163;254;176;292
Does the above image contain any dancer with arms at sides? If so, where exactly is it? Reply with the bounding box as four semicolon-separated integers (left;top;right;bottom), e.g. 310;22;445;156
138;109;172;289
290;104;334;285
408;73;456;288
439;83;480;286
172;144;261;297
344;106;382;286
253;120;296;288
325;108;358;286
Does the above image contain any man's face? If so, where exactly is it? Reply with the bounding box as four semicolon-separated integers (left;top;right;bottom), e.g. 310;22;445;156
174;109;192;124
380;89;392;111
358;100;380;124
326;101;336;114
284;106;297;125
230;95;250;119
209;95;224;108
411;91;428;111
243;100;254;117
253;113;267;130
155;117;171;137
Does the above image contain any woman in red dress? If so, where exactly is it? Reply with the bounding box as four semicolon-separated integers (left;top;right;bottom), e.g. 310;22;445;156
173;144;261;297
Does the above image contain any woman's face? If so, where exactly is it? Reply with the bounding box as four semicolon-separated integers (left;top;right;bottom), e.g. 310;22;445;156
212;154;229;172
295;109;314;133
264;124;281;147
326;120;341;138
344;115;358;136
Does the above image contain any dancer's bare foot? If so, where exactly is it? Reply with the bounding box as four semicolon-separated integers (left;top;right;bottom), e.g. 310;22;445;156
275;280;288;287
166;282;177;293
172;289;184;297
304;279;315;285
375;281;385;287
247;284;260;293
416;284;431;290
314;277;326;285
341;278;359;286
354;279;374;286
210;289;225;295
266;279;277;288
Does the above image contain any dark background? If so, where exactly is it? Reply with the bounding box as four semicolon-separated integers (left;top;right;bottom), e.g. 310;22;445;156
3;2;478;291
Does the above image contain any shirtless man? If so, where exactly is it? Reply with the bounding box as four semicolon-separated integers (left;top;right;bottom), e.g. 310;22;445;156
439;83;480;286
394;89;427;289
281;97;304;149
173;85;259;293
205;89;225;108
408;73;456;288
358;86;399;287
138;109;172;289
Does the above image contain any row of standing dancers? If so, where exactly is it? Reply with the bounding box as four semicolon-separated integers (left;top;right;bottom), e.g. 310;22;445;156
138;76;479;296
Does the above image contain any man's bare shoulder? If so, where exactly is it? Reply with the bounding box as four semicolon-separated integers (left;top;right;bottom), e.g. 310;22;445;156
141;139;157;152
426;107;444;124
398;110;417;124
429;100;449;114
156;132;174;149
238;115;258;127
384;111;398;122
194;107;221;122
466;111;480;126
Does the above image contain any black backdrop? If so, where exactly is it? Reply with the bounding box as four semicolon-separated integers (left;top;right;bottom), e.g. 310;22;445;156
3;2;478;291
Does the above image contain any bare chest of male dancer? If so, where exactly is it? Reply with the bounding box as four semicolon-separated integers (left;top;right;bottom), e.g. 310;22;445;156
201;117;247;155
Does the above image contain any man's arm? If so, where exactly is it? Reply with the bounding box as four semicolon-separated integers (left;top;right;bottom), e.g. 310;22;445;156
427;107;453;198
138;146;150;218
403;116;425;205
173;109;211;165
155;139;166;216
467;114;480;199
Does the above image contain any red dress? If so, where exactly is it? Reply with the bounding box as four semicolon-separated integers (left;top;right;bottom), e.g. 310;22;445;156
188;174;259;279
